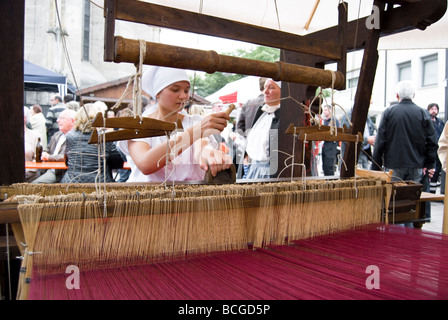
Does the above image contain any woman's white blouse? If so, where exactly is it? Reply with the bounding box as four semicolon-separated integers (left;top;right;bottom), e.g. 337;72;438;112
117;114;206;182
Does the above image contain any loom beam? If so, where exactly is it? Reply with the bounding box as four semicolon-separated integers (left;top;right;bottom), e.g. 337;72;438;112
0;179;383;223
88;112;184;144
113;36;345;90
0;180;433;228
285;124;363;143
105;0;343;61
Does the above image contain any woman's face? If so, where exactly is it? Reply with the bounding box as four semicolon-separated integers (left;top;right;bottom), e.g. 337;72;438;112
158;81;191;112
263;80;281;106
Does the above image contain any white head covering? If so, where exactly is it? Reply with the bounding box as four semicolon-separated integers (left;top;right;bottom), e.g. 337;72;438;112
264;78;281;90
142;66;190;99
93;101;108;113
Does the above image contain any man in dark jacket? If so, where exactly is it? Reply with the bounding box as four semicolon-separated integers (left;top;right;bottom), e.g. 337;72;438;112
321;105;341;176
372;81;438;183
427;103;445;192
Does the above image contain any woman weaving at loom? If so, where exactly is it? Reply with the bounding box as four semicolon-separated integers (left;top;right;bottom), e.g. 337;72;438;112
117;66;233;182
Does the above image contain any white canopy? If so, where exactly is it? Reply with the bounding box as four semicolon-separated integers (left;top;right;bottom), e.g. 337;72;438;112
143;0;375;52
205;76;262;104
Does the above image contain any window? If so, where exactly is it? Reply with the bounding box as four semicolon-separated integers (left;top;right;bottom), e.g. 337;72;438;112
422;54;438;86
348;77;359;88
397;61;411;81
346;68;360;92
82;0;91;61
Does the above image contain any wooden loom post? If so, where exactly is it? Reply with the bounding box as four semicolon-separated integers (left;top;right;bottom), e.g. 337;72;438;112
444;164;448;235
104;0;116;62
0;0;25;300
0;0;25;185
276;1;347;177
340;0;385;179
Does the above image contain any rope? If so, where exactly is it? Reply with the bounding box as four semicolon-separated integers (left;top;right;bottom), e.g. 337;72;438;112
111;39;146;120
133;40;146;121
353;134;359;198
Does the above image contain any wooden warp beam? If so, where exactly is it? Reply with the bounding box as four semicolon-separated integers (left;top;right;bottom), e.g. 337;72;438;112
113;36;345;90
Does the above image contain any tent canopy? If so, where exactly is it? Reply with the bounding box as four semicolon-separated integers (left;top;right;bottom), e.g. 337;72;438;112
156;0;375;42
206;76;262;104
24;60;75;94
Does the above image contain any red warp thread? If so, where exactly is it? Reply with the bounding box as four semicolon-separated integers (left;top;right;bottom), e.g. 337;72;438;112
28;224;448;300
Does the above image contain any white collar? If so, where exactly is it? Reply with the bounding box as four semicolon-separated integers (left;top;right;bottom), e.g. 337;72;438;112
261;104;280;114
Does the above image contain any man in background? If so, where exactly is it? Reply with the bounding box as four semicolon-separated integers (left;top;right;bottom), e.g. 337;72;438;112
45;94;66;141
372;81;437;225
427;103;445;193
372;81;437;182
32;109;76;184
321;105;341;176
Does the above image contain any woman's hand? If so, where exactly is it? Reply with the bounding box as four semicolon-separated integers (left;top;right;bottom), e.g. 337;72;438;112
196;112;230;138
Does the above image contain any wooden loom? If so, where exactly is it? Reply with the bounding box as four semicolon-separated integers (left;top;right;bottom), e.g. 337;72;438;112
1;0;448;300
3;177;448;300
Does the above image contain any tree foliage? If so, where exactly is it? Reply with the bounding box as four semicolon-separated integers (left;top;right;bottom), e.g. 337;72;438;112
191;46;280;98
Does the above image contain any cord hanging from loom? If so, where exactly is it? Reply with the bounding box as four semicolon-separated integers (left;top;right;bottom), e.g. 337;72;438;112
291;126;297;180
110;39;146;120
96;126;108;217
85;39;148;203
275;128;307;184
273;70;356;180
161;122;180;194
353;133;359;198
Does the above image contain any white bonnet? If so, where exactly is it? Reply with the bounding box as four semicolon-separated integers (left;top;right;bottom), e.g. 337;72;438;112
142;66;190;98
265;78;281;89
